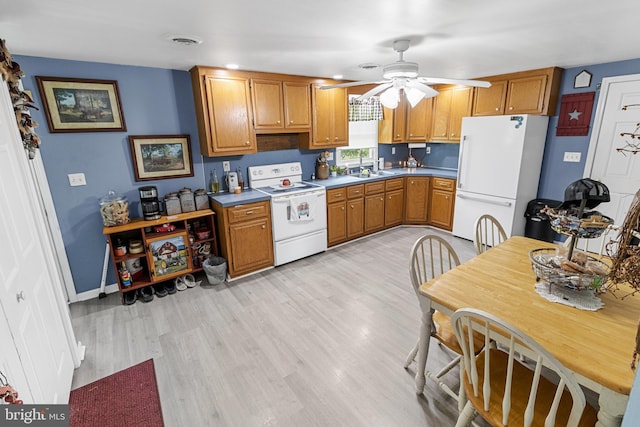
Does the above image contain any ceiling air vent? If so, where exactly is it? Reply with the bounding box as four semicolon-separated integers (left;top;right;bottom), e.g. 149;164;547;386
166;34;203;46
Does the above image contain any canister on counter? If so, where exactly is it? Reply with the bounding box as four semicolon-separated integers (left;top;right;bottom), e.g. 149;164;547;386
194;189;209;210
179;188;195;213
164;193;181;216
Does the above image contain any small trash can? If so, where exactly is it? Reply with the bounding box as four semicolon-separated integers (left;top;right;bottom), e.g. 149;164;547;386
202;256;227;285
524;198;561;243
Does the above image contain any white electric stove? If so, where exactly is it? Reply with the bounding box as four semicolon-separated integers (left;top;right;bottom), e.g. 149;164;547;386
248;162;327;266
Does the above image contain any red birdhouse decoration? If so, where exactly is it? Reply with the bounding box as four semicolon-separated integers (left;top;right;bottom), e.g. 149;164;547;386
556;92;595;136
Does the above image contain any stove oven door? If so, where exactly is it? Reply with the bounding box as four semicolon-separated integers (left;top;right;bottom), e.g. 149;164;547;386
271;189;327;242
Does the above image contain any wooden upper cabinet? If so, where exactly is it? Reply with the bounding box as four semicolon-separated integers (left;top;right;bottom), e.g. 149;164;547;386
251;79;311;132
506;75;547;114
471;67;563;116
307;85;348;149
431;86;471;142
202;75;256;156
405;97;433;142
472;79;508;116
190;67;257;156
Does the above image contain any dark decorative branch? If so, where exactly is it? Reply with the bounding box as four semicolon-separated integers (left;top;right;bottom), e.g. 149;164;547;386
0;38;41;159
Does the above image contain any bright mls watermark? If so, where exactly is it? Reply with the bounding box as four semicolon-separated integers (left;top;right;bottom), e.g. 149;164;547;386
1;405;69;426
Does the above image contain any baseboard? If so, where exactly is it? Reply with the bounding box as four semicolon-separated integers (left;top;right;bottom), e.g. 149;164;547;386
75;283;119;302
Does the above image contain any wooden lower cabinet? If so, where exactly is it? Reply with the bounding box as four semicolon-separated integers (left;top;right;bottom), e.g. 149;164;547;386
429;178;456;231
327;200;347;245
364;181;385;234
346;185;364;239
213;200;274;278
404;176;430;224
385;178;404;227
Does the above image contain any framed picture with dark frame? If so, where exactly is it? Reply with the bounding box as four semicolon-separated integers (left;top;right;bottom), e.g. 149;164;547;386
128;134;194;181
35;76;126;133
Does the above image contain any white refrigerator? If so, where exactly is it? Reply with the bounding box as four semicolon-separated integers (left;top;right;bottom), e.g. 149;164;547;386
452;114;549;241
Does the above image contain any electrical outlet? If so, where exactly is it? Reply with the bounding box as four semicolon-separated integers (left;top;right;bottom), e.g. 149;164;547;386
223;161;230;172
426;146;431;155
392;147;396;155
68;173;86;186
563;152;581;162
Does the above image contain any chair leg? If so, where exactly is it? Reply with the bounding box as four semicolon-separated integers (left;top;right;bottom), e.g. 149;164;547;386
404;340;419;368
454;401;478;427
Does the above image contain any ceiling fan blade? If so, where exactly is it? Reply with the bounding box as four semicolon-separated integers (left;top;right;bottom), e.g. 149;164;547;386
320;80;383;89
405;80;439;98
356;82;394;101
417;77;492;88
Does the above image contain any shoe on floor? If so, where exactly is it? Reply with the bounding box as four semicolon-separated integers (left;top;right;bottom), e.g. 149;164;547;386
174;277;187;291
137;286;154;302
164;281;177;294
123;290;137;305
153;284;168;297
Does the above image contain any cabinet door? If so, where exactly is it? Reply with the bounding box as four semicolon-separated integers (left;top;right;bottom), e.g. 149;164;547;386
385;188;404;227
327;201;347;246
404;177;430;223
346;197;364;239
405;97;432;142
448;87;472;141
205;76;256;155
251;79;284;130
472;80;507;116
332;87;349;145
310;86;348;148
364;193;385;233
393;100;408;142
506;75;547;114
228;217;274;276
430;87;452;140
429;189;455;230
283;82;311;129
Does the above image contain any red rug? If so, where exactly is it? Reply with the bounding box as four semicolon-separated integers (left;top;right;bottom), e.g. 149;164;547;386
69;359;164;427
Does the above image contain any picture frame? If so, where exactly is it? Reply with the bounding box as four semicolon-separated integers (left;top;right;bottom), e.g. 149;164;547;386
128;134;194;181
35;76;126;133
573;70;592;89
147;232;191;280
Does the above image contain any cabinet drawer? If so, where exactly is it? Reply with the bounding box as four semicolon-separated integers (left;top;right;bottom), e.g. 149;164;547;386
365;181;385;195
347;184;364;199
385;178;404;191
432;178;455;192
327;187;346;203
227;201;269;224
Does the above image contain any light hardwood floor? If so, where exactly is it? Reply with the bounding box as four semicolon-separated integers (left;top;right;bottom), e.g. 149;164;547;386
70;226;479;426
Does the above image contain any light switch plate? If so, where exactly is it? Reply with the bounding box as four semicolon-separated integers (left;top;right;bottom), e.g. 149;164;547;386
68;173;86;186
223;161;230;172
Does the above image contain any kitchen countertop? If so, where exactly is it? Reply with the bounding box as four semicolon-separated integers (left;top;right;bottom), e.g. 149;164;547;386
208;167;458;206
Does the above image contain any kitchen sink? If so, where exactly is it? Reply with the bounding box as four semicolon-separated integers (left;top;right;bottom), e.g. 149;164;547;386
350;170;396;179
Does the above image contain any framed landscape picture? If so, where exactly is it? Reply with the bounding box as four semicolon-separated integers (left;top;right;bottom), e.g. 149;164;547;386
128;134;194;181
35;76;126;132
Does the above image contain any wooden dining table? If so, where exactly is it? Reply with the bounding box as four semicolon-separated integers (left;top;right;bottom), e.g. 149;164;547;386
416;236;639;427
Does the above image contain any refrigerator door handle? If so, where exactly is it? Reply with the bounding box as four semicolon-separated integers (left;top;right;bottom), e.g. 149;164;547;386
457;193;513;207
457;136;466;189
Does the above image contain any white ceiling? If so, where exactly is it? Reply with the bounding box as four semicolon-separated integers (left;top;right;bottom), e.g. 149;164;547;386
3;0;639;82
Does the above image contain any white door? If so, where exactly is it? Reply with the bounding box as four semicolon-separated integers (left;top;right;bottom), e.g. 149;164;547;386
0;85;74;402
585;74;640;228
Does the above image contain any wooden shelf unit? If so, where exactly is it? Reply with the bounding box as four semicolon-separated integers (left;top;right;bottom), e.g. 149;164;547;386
103;210;217;302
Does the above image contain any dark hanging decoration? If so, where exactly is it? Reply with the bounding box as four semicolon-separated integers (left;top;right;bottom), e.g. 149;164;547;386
0;38;41;159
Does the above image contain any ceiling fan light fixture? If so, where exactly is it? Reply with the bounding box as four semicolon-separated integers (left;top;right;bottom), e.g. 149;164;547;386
405;87;426;108
380;87;400;109
382;61;419;79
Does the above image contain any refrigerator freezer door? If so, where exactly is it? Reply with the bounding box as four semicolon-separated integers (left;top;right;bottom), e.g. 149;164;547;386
452;191;518;241
457;115;528;199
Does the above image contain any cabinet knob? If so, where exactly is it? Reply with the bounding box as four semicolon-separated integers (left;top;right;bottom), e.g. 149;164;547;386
245;141;250;145
396;134;400;138
334;136;339;141
262;225;266;229
350;204;354;209
289;120;294;124
276;120;281;124
380;197;383;201
388;195;392;199
495;107;499;111
450;133;454;137
509;106;513;110
341;206;345;211
325;137;330;141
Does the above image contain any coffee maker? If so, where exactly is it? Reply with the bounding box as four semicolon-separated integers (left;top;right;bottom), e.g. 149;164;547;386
139;186;161;220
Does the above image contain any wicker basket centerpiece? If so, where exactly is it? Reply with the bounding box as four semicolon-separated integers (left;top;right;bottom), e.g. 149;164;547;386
529;247;610;292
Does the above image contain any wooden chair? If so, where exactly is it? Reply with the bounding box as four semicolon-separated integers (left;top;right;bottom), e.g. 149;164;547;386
451;308;598;427
403;234;464;400
474;214;507;255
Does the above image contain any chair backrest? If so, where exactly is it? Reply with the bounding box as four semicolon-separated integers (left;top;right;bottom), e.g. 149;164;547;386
451;308;588;427
409;235;460;299
474;214;507;255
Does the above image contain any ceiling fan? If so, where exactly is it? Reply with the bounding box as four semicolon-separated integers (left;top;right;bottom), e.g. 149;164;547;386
321;40;491;109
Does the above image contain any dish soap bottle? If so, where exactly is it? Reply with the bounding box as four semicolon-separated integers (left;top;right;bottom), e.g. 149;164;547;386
236;168;244;191
210;169;220;193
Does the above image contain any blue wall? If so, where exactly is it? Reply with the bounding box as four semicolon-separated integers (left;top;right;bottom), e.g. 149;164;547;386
14;54;640;294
